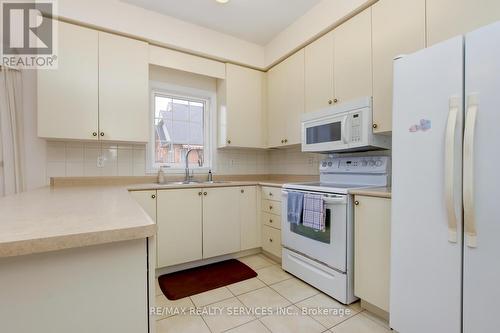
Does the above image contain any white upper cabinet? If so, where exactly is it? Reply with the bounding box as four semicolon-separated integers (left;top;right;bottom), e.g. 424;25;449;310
38;22;149;143
202;187;241;258
98;32;149;142
305;31;335;113
427;0;500;46
218;64;267;148
267;49;305;147
38;21;99;140
372;0;426;133
333;8;373;105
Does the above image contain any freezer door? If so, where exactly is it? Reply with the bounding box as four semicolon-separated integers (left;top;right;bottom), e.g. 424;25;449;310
463;21;500;333
390;36;464;333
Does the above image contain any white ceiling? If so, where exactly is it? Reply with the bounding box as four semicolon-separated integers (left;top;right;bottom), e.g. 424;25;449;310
121;0;322;45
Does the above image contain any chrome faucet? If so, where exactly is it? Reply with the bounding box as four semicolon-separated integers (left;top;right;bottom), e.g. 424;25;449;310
184;148;202;183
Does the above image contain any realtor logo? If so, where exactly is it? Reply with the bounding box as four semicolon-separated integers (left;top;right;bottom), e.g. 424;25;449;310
1;0;58;69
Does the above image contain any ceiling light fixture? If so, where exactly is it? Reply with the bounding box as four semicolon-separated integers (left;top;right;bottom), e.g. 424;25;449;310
215;0;229;4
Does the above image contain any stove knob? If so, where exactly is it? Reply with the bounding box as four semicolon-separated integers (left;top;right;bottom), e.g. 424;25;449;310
327;161;333;167
375;160;383;167
369;160;375;167
322;162;327;167
361;160;368;167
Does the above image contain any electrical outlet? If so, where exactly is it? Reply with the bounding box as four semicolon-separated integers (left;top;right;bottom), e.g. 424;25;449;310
97;155;104;168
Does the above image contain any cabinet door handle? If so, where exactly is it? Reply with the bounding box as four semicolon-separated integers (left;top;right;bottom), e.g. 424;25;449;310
284;139;288;143
372;123;378;129
269;238;273;243
100;132;105;137
92;132;97;137
198;192;202;196
241;189;245;193
227;139;231;144
269;219;273;223
328;99;333;105
354;200;360;206
269;205;273;210
333;98;339;103
151;194;156;199
203;192;207;196
269;192;273;197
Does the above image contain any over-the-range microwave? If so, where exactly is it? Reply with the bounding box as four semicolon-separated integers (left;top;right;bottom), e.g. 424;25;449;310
301;97;391;153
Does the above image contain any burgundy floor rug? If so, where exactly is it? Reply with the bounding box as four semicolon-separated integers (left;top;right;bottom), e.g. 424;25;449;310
158;259;257;300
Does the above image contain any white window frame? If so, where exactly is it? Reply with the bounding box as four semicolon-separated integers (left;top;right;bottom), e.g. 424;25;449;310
148;81;215;173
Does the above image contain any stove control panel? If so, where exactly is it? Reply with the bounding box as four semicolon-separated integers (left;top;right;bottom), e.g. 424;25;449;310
320;156;390;174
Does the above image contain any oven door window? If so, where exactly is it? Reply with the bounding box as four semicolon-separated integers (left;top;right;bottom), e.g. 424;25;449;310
306;122;341;144
290;208;331;244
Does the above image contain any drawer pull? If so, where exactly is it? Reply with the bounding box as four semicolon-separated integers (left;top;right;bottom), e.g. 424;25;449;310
269;219;273;223
269;205;273;210
269;192;273;197
269;238;273;243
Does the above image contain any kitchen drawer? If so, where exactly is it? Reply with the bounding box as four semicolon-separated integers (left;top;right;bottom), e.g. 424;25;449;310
262;199;281;215
262;212;281;230
261;186;282;201
262;225;281;258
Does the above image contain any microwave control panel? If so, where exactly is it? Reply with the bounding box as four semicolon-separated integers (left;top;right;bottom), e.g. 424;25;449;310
350;112;362;142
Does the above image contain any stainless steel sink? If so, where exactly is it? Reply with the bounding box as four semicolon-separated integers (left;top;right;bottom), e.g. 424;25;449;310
158;180;230;186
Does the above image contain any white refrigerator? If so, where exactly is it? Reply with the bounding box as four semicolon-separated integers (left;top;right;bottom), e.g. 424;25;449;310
391;22;500;332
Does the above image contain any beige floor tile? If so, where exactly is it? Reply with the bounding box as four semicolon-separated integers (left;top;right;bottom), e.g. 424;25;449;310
238;254;275;270
270;278;319;303
259;305;326;333
238;287;291;317
226;319;271;333
296;293;356;329
329;313;392;333
156;314;210;333
190;287;234;307
201;297;255;332
360;311;391;329
227;277;266;295
154;294;194;320
256;265;292;285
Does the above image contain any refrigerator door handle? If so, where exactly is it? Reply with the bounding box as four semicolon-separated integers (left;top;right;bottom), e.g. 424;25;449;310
464;94;479;248
445;97;460;243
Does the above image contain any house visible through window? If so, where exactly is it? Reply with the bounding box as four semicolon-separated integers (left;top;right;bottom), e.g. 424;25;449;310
152;92;209;169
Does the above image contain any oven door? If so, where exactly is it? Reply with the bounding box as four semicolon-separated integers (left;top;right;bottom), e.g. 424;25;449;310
281;189;348;272
301;113;349;152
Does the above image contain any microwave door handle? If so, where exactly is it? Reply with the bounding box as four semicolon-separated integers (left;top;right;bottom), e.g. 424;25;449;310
341;115;349;144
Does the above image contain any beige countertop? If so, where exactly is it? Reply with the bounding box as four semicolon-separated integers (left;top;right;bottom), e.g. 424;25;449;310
127;180;286;191
0;185;156;258
0;179;290;258
349;187;392;199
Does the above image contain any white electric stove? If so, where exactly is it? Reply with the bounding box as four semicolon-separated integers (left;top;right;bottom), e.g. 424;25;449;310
281;156;390;304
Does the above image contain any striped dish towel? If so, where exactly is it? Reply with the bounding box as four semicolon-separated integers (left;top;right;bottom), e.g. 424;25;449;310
302;193;325;231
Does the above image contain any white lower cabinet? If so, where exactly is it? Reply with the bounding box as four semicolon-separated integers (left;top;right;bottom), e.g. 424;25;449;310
129;190;157;222
240;186;260;250
157;188;203;267
203;187;241;258
354;195;391;312
151;186;259;268
262;225;281;258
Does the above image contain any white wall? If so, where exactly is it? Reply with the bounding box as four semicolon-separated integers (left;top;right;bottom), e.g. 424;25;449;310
56;0;371;69
21;71;47;190
57;0;266;68
264;0;374;66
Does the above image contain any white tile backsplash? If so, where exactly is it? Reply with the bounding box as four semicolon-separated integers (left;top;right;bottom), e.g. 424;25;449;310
45;141;321;183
